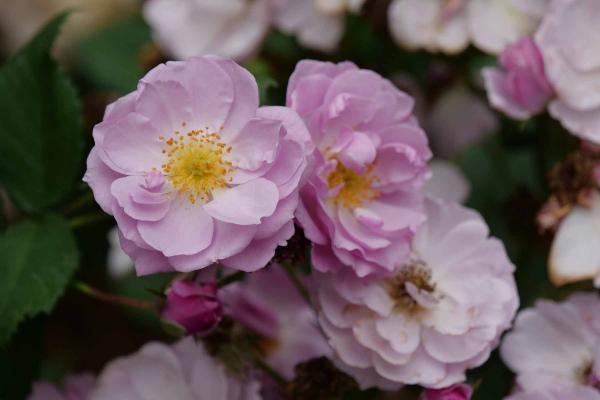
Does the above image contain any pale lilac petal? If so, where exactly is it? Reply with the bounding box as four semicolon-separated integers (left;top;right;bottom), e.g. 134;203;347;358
91;338;260;399
101;113;165;174
274;0;344;52
388;0;469;54
536;0;600;111
168;222;257;271
424;160;470;204
483;67;534;120
204;179;279;225
138;196;214;257
506;387;600;400
262;140;307;198
256;106;314;152
500;296;600;390
111;175;170;222
134;80;193;135
548;99;600;145
483;37;553;120
207;56;260;135
549;195;600;287
467;0;542;54
255;193;298;240
228;118;281;171
83;148;123;214
336;131;377;171
144;0;271;62
118;231;173;276
222;222;295;272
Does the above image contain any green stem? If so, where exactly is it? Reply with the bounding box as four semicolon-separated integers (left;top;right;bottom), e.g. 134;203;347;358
62;191;94;215
68;212;110;229
217;271;245;288
254;357;287;385
73;281;158;311
281;263;312;308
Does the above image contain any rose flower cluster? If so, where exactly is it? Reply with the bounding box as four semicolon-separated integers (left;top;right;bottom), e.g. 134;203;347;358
69;53;519;399
21;0;600;399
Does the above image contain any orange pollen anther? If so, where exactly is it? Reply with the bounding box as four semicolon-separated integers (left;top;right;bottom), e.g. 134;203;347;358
161;129;233;204
327;160;380;208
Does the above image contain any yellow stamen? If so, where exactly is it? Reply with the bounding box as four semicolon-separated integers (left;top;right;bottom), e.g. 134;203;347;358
161;129;233;204
384;261;435;315
327;160;379;208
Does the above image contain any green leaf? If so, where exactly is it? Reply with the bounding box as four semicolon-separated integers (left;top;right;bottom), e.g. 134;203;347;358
456;135;514;213
0;215;78;344
245;59;279;106
76;15;152;93
0;195;5;231
0;13;83;213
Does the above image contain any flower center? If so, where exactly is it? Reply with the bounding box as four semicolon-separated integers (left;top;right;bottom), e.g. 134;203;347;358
327;160;379;208
384;260;436;315
160;129;233;204
547;151;597;208
580;361;600;389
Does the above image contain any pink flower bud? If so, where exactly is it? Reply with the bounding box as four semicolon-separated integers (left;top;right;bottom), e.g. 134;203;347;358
162;280;222;336
483;37;553;120
423;383;473;400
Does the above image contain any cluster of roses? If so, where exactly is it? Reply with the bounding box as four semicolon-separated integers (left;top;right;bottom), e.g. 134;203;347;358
73;53;521;398
29;0;600;399
143;0;547;61
31;53;518;399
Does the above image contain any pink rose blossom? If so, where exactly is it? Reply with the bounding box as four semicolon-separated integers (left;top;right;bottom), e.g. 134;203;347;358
89;338;261;400
84;56;313;275
423;383;473;400
28;374;95;400
288;60;432;277
388;0;547;55
221;265;331;379
536;0;600;143
501;293;600;391
312;199;518;389
483;37;553;120
505;387;600;400
162;280;222;335
424;160;470;204
274;0;365;52
144;0;272;62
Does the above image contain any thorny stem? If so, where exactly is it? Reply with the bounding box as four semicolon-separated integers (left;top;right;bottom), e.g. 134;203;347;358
74;281;158;311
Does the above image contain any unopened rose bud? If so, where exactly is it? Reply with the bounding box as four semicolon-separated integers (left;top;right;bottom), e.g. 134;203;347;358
423;383;473;400
483;37;553;120
162;280;222;336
